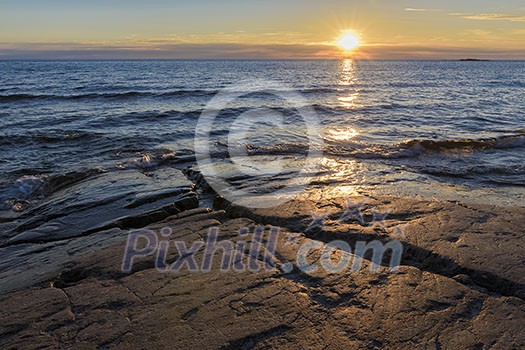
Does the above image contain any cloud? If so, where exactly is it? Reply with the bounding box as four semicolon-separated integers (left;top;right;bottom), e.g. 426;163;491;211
362;44;525;60
404;8;440;12
452;13;525;22
0;42;340;59
1;41;524;60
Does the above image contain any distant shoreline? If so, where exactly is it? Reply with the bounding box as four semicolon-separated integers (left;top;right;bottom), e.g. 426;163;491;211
1;58;524;62
459;58;491;62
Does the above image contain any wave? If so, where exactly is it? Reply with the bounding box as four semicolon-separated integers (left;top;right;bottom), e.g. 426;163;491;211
159;90;216;98
485;80;525;88
200;131;525;161
0;168;106;211
0;87;348;103
421;164;525;177
400;134;525;152
0;93;48;102
300;87;338;94
0;130;100;146
419;165;525;187
387;82;440;88
245;143;310;156
326;133;525;160
0;89;217;102
0;146;195;211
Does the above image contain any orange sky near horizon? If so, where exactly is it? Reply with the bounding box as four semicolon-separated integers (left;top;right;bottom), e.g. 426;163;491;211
1;0;524;59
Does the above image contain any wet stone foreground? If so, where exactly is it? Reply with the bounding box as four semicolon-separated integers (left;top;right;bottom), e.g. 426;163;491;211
0;163;524;349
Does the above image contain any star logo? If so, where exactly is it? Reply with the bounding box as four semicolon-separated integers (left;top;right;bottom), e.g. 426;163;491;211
391;224;407;239
305;210;331;231
285;232;301;246
338;198;366;225
371;209;390;229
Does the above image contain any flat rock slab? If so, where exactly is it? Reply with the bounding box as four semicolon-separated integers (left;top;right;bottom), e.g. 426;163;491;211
0;201;523;349
0;227;125;295
216;195;525;298
0;168;197;245
0;167;200;295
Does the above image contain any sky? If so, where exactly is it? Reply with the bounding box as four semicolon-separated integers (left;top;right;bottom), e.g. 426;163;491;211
1;0;524;59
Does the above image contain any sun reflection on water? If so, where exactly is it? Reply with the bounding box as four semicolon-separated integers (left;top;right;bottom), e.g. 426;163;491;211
337;93;359;108
307;157;362;199
338;59;360;110
326;127;359;141
339;59;356;86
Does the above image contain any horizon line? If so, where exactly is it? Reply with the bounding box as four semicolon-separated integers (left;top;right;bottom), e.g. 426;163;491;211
1;58;524;61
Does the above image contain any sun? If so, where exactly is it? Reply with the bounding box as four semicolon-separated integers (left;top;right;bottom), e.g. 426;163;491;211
337;32;360;51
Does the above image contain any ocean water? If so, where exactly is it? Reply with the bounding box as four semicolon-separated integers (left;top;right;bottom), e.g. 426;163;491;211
0;59;524;211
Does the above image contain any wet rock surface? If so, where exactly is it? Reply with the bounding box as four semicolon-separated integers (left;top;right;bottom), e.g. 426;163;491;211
0;167;197;294
0;179;524;349
0;168;197;245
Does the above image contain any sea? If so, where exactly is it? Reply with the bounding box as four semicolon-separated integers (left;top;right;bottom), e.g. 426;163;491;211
0;59;524;212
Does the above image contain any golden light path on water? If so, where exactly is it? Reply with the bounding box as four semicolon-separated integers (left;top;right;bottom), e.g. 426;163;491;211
337;59;359;109
338;59;356;86
337;94;358;108
325;127;359;141
318;58;364;198
325;59;360;142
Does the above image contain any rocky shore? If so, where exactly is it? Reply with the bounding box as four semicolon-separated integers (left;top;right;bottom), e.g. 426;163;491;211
0;164;524;349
